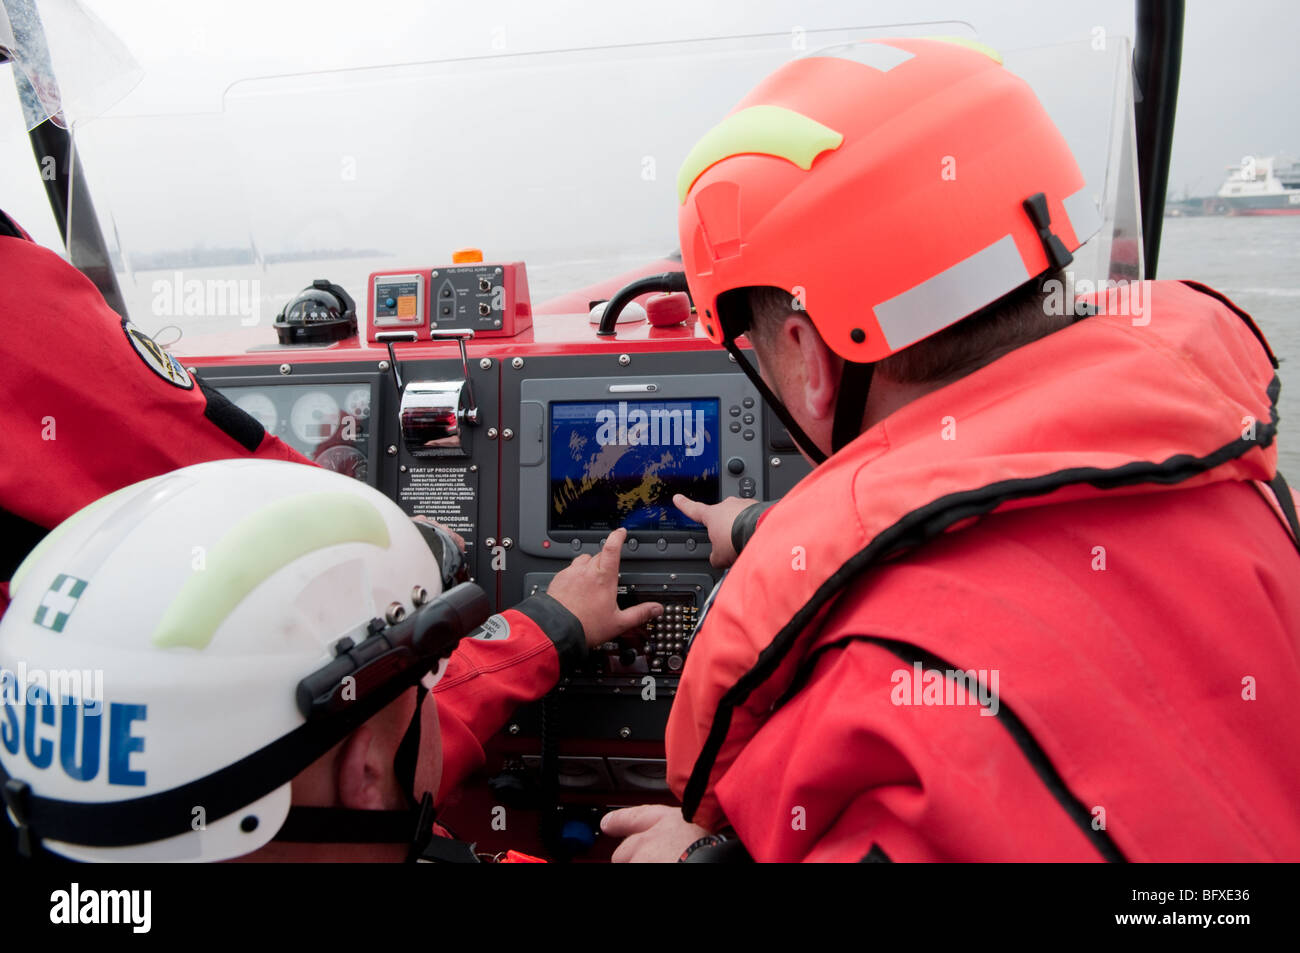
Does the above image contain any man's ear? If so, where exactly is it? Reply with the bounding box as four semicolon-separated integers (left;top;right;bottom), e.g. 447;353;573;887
336;725;388;811
782;313;840;421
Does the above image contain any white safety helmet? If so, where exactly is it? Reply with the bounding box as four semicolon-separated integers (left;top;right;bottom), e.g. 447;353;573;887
0;459;486;862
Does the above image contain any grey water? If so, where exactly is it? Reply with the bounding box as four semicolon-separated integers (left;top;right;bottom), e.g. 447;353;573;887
1159;216;1300;480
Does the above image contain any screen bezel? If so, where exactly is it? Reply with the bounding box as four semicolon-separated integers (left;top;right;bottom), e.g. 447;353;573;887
517;371;764;558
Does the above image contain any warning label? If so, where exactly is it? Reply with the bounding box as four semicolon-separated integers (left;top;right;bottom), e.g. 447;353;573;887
398;465;478;541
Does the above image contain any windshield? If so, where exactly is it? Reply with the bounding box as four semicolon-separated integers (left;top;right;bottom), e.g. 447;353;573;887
52;12;1139;353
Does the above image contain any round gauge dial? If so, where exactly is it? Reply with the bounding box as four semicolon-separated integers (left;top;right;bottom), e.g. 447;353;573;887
233;392;278;435
315;445;367;481
289;391;341;446
344;387;371;421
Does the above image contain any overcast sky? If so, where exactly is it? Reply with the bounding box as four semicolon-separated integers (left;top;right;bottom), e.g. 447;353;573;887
2;0;1296;256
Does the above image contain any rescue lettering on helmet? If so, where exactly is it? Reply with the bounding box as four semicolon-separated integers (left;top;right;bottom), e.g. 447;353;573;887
0;671;147;786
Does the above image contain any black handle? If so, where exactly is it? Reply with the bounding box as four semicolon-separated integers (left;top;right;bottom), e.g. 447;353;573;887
595;271;691;337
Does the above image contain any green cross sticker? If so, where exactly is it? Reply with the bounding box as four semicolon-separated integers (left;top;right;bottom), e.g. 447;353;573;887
34;574;88;633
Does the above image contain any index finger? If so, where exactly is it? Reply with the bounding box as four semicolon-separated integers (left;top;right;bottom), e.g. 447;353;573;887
672;493;706;522
594;527;627;573
600;803;671;838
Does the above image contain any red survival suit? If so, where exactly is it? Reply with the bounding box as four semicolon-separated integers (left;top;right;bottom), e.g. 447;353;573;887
664;280;1300;862
0;212;572;814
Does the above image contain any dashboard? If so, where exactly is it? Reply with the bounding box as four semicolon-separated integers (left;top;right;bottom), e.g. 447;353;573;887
221;380;377;481
196;262;811;859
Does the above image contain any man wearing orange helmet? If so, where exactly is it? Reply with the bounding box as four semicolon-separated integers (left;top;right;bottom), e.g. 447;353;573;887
604;36;1300;861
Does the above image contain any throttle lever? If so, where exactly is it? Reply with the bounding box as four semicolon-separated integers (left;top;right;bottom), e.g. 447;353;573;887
430;328;479;425
375;330;418;393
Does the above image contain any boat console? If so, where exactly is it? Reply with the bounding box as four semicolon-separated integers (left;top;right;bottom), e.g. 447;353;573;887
189;257;810;857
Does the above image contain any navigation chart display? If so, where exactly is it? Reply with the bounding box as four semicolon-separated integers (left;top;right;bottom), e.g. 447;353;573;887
549;399;720;533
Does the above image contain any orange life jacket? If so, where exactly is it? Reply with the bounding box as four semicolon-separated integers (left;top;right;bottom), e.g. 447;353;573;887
666;280;1300;860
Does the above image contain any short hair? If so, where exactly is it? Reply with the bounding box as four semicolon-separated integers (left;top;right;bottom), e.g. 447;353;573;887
744;269;1070;386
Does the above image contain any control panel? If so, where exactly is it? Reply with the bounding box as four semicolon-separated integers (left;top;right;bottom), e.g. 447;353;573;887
370;272;426;332
203;353;501;587
202;346;802;713
367;260;532;342
195;315;812;859
525;572;709;680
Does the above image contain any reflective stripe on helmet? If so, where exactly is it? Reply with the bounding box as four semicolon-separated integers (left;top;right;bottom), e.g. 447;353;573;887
1063;186;1103;248
676;105;843;204
152;492;391;649
874;234;1030;352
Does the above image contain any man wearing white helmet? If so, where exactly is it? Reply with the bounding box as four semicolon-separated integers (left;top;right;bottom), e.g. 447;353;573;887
0;459;658;862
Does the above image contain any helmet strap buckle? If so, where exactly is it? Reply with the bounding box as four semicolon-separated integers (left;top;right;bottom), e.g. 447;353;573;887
1022;192;1074;272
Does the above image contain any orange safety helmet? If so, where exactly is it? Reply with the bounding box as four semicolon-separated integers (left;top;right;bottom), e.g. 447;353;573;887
676;37;1100;459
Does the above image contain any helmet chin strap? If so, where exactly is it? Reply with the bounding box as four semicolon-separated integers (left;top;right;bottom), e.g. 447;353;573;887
832;361;875;455
392;682;429;808
721;339;875;464
274;803;427;846
722;339;827;465
272;684;449;861
274;793;479;862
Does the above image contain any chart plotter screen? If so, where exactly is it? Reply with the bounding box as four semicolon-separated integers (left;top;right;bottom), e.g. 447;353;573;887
549;399;720;533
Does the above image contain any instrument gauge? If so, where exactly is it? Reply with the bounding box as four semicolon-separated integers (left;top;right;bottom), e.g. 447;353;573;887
289;391;341;446
315;445;368;481
233;392;279;435
344;387;371;421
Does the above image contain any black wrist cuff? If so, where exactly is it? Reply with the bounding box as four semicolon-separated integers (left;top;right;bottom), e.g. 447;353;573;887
514;594;588;673
679;832;753;863
730;500;775;556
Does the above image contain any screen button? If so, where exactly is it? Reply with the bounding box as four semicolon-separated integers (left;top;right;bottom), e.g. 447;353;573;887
742;397;755;408
739;477;757;498
626;537;640;552
729;405;741;417
656;538;668;551
742;429;755;441
729;421;741;433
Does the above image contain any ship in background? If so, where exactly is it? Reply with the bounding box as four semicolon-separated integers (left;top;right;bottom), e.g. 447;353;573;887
1215;155;1300;215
